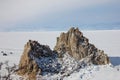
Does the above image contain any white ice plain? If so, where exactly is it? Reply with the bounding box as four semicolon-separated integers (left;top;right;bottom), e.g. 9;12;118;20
0;30;120;80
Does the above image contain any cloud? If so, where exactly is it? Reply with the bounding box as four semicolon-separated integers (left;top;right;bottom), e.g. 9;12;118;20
0;0;118;31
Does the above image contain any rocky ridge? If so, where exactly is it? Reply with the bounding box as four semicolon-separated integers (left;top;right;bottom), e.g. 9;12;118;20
17;27;110;80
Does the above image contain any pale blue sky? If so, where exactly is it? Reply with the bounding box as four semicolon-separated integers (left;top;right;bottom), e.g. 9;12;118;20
0;0;120;31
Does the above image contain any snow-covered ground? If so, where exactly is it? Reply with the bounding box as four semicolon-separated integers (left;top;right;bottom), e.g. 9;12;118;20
0;30;120;80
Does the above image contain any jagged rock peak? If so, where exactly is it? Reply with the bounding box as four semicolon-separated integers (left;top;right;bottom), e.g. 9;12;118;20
17;40;54;80
54;27;110;65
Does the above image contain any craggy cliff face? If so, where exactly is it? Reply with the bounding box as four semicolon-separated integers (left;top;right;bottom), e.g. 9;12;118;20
54;27;109;65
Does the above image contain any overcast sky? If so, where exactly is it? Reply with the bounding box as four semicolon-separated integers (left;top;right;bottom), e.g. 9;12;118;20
0;0;120;31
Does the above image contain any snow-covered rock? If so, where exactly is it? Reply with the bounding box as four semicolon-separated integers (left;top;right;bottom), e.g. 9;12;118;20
17;27;111;80
0;30;120;80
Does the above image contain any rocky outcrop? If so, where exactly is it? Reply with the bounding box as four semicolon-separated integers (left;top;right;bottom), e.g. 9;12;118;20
54;27;110;65
17;27;110;80
17;40;59;80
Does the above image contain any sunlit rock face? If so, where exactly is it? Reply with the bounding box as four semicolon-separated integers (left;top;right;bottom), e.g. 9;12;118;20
17;40;40;80
54;27;110;65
